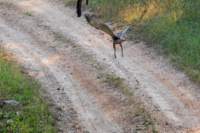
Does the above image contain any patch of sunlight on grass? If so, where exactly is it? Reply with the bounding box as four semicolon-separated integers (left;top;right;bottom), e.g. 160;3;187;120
119;1;165;23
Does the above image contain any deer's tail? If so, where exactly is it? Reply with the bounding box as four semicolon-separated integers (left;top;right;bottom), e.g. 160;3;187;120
116;26;130;39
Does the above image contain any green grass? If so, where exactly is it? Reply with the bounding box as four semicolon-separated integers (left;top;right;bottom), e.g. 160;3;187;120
139;1;200;82
0;52;56;133
24;11;33;16
142;16;200;82
82;0;200;83
102;74;133;97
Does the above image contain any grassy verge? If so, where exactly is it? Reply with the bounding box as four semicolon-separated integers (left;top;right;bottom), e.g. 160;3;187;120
67;0;200;83
141;9;200;82
0;51;56;133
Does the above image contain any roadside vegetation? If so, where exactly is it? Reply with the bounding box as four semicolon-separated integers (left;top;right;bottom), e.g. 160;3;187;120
0;50;56;133
66;0;200;83
90;0;200;83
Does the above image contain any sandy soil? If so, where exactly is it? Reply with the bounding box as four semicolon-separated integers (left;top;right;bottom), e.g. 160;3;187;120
0;0;200;132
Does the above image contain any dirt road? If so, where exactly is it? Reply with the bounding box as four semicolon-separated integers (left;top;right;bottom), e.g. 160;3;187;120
0;0;200;132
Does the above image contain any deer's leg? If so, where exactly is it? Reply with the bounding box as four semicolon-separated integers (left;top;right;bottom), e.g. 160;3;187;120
86;0;89;5
77;0;82;17
113;43;117;58
120;43;124;57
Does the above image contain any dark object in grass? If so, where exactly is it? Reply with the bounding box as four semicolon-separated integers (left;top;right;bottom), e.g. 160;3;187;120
85;13;130;58
0;99;20;107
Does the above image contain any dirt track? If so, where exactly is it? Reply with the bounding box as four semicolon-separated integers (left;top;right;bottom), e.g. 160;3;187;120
1;0;200;132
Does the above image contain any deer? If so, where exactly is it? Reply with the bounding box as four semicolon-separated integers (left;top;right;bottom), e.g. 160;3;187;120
85;13;130;58
77;0;89;17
